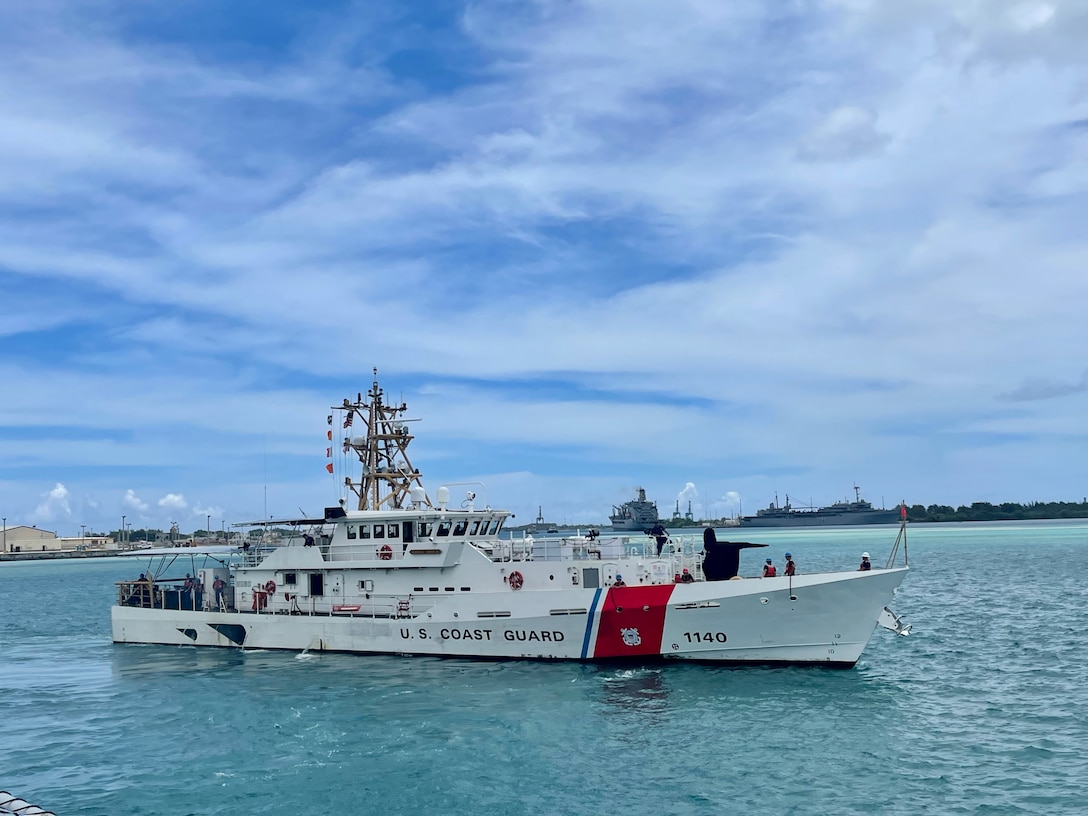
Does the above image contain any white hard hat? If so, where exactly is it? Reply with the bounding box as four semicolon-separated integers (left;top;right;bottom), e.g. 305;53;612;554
861;552;870;558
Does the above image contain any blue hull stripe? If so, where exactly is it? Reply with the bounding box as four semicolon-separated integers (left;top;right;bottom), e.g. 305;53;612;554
580;588;603;659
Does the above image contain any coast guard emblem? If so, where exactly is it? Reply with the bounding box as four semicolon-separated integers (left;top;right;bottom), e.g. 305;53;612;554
621;627;642;647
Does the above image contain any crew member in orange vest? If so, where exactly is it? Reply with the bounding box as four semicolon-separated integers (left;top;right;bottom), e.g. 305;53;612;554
762;558;777;577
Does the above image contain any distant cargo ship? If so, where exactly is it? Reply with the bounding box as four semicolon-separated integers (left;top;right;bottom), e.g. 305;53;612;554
609;487;660;531
740;485;900;527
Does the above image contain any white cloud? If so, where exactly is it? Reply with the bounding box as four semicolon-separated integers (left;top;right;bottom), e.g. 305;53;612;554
123;490;149;513
34;483;72;523
675;482;700;515
192;505;224;521
158;493;189;510
797;106;891;163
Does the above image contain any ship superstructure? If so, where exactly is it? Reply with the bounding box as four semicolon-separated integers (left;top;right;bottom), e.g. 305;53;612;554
609;487;660;531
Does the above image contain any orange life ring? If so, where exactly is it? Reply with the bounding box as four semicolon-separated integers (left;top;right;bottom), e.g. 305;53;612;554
379;544;393;561
264;580;276;596
508;570;524;590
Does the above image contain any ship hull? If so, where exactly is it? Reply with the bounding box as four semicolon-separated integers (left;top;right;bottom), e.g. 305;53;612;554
740;510;901;527
608;519;651;531
112;567;906;666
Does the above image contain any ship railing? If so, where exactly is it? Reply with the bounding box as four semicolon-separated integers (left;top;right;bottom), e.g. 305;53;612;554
116;577;206;611
489;539;540;562
668;553;705;581
498;533;708;564
321;542;409;563
237;546;284;567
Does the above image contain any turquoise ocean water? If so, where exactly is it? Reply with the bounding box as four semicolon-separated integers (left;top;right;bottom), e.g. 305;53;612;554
2;521;1087;815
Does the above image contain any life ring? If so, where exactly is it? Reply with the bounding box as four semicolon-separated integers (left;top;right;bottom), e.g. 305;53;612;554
508;570;524;590
379;544;393;561
264;580;276;596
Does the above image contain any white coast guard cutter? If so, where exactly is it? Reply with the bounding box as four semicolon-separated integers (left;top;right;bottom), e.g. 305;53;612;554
112;372;910;666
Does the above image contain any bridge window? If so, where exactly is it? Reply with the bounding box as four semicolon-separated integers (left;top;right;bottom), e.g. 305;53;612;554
347;525;357;540
359;525;371;539
373;524;385;539
388;523;400;538
470;520;480;535
453;520;467;536
419;522;433;537
437;521;452;537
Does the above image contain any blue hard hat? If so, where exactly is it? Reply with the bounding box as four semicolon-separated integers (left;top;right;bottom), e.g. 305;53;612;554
615;574;622;579
785;552;792;558
766;558;773;563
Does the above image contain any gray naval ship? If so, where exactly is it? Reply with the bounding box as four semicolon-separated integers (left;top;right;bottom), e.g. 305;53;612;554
609;487;661;531
740;485;901;527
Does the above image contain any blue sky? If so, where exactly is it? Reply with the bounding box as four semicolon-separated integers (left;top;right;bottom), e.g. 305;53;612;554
2;0;1087;536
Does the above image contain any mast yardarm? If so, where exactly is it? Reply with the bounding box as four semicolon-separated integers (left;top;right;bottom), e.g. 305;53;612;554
337;369;429;511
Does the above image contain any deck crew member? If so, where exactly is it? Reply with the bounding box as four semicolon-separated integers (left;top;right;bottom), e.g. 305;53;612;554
858;552;872;571
613;573;626;587
679;568;695;583
213;576;226;609
133;574;152;607
784;553;796;576
649;523;669;556
762;558;777;578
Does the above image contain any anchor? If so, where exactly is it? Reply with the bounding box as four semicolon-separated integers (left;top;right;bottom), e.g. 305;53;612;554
878;606;912;636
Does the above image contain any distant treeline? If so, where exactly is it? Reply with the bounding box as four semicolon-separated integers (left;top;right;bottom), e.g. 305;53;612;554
905;501;1088;523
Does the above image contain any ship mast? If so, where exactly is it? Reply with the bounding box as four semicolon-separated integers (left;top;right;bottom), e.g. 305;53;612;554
337;369;429;511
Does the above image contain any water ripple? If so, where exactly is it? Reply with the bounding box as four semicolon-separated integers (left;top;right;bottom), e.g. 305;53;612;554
2;525;1087;814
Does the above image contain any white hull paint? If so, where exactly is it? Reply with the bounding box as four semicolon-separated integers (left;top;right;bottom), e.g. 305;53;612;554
112;567;906;666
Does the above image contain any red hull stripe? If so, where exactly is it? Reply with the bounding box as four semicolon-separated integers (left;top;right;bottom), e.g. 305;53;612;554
592;584;676;658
